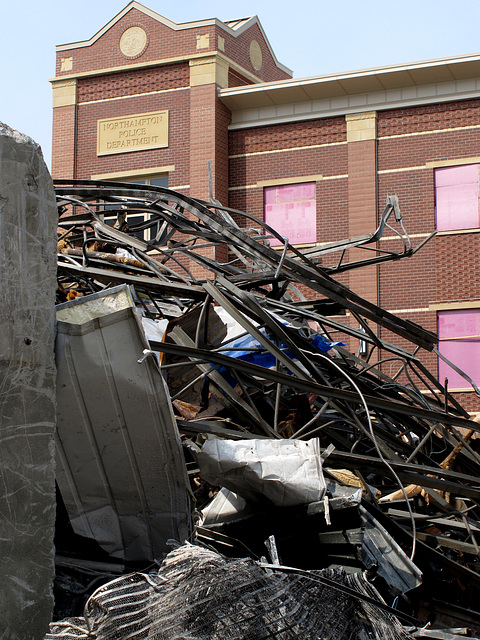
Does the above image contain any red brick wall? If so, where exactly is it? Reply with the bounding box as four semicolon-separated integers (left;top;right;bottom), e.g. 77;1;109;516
378;129;480;172
213;95;232;205
52;5;480;411
379;240;436;310
376;99;480;409
51;104;76;179
436;233;480;302
377;99;480;137
227;116;348;247
190;83;230;202
77;63;189;103
53;7;289;187
56;9;290;83
376;309;438;390
219;21;291;82
74;88;190;184
229;117;346;155
347;138;378;305
377;170;435;235
377;99;480;308
227;99;480;410
228;69;254;88
228;117;348;245
229;145;346;189
56;8;214;77
316;179;349;245
228;178;348;246
184;83;231;279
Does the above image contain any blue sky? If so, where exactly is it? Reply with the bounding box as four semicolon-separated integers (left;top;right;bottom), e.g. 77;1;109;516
2;0;480;169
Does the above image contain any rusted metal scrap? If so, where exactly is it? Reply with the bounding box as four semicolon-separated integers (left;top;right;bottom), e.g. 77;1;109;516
50;180;480;637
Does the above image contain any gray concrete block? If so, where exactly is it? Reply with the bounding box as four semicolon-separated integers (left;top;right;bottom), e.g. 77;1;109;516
0;124;57;640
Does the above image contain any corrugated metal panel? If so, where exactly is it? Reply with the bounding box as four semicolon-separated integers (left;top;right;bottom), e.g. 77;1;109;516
55;286;192;563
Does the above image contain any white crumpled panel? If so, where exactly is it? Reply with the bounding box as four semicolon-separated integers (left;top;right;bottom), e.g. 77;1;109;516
55;287;192;562
56;284;134;324
195;438;325;507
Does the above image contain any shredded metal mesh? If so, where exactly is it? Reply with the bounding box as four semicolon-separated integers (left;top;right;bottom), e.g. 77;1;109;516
46;544;410;640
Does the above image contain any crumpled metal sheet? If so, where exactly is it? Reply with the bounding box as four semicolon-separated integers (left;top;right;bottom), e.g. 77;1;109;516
200;488;252;525
45;543;412;640
359;506;422;595
55;285;192;563
193;438;326;507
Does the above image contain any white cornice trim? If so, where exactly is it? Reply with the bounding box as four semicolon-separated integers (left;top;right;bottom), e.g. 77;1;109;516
227;81;480;130
221;50;480;99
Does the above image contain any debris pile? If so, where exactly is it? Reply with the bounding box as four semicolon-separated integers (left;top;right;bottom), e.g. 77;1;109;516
49;180;480;639
46;543;412;640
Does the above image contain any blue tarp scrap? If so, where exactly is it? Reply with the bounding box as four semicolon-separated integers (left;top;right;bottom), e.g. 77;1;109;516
216;329;345;385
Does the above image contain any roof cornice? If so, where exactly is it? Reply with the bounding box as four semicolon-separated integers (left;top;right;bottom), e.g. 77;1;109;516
220;50;480;110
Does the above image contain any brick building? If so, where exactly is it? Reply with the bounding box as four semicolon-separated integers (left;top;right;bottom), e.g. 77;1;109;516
52;1;480;411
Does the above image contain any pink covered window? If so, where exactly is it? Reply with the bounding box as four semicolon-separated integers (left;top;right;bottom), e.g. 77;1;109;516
438;309;480;389
435;164;480;231
264;182;316;246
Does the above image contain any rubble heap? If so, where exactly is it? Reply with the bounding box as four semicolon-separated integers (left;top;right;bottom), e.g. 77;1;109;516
49;181;480;639
46;543;411;640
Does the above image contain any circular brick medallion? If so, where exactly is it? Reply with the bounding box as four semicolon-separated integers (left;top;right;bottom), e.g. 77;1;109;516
249;40;263;71
120;26;148;58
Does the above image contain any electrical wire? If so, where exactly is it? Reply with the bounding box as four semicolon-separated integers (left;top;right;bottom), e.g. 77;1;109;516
311;352;417;561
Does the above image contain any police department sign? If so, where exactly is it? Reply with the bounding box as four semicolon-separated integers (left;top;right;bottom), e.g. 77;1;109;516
97;110;169;156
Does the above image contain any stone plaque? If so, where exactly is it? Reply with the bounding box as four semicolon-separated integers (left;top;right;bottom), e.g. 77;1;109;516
97;110;169;156
120;26;148;58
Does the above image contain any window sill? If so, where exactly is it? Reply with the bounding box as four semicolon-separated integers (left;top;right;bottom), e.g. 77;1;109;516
436;227;480;236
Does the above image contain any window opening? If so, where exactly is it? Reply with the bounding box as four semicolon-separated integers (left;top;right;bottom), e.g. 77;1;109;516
264;182;316;246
